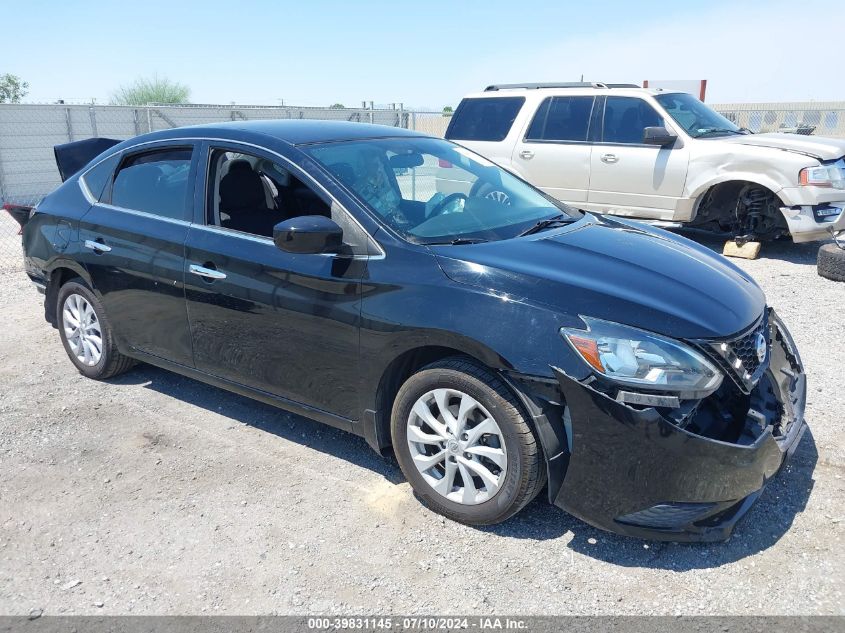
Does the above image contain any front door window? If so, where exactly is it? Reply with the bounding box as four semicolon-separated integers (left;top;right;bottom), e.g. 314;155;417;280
602;97;665;144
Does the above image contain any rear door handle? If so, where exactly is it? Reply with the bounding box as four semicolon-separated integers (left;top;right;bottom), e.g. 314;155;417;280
83;239;112;253
600;153;618;164
519;150;534;160
189;264;227;280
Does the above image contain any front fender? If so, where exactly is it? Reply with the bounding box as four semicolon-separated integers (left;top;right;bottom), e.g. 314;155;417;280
687;172;788;207
684;144;811;216
358;248;586;471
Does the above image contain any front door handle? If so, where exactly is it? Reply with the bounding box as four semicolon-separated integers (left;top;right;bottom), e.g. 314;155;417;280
83;239;112;253
189;264;227;280
600;153;618;164
519;150;534;160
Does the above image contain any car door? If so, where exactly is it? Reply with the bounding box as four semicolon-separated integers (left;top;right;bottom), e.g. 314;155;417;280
182;141;372;419
587;96;690;220
510;95;596;204
76;142;198;366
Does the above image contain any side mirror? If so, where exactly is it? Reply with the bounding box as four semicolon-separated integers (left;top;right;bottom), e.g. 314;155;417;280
642;126;678;146
273;215;343;254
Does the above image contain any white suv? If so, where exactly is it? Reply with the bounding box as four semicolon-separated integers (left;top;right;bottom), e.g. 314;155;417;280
440;82;845;243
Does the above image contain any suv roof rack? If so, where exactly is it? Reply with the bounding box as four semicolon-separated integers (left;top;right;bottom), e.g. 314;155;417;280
483;82;641;91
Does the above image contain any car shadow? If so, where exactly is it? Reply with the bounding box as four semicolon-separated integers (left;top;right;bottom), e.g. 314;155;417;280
110;364;405;485
111;364;817;570
673;230;825;265
484;428;816;571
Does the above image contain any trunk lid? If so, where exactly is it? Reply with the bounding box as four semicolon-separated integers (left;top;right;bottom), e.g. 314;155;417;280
53;137;121;182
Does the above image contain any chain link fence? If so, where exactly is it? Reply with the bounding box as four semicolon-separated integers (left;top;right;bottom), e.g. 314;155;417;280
711;101;845;137
2;100;844;274
0;209;22;275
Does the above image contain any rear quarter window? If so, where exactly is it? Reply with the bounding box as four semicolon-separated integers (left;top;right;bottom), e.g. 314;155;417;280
445;97;525;142
81;153;121;201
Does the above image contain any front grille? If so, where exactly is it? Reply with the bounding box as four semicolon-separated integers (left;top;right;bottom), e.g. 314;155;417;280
705;311;770;393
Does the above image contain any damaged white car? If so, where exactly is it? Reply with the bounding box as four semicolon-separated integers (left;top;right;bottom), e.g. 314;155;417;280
441;83;845;243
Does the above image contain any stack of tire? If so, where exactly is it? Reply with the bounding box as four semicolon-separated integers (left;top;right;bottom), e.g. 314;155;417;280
818;242;845;282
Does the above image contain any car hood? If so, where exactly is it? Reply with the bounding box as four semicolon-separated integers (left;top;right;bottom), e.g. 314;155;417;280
719;132;845;161
432;216;765;340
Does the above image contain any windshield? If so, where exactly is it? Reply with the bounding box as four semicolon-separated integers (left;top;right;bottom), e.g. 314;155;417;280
654;92;743;138
302;137;581;244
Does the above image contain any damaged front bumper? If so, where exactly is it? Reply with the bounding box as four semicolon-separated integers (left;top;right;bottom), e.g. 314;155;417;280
540;309;806;542
779;199;845;243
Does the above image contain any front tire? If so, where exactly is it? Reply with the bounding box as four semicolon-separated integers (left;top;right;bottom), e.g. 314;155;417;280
56;279;135;379
391;357;545;525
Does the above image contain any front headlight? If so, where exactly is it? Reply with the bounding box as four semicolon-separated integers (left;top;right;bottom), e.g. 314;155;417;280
560;317;723;395
799;164;845;189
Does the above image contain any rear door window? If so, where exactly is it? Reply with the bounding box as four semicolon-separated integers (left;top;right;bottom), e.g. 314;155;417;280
525;96;595;142
110;148;193;220
602;97;665;144
445;97;525;142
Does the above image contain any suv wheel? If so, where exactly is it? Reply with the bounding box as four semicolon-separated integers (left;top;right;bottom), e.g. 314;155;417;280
57;279;135;379
391;357;545;525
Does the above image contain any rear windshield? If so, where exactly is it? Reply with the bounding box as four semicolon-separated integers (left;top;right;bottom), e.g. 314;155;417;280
445;97;525;142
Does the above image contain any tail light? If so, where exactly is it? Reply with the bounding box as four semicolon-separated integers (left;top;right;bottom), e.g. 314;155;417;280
437;159;452;168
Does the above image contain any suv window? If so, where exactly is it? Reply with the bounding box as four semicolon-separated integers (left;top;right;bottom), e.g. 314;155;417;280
654;92;742;138
446;97;525;142
602;97;665;144
110;148;193;219
525;96;594;142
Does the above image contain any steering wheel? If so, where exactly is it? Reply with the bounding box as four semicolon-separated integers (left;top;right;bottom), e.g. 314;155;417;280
429;192;468;218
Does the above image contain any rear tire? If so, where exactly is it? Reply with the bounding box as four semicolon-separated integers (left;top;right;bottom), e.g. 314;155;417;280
56;279;135;379
391;357;545;525
817;243;845;282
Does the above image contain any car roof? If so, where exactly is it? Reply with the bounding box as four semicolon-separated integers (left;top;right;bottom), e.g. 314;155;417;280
459;86;675;99
122;119;427;148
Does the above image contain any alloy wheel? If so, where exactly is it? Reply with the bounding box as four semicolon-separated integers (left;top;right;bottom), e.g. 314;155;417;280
62;293;103;366
406;388;508;505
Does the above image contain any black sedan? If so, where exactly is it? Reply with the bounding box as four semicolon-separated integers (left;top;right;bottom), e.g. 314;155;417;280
21;120;806;541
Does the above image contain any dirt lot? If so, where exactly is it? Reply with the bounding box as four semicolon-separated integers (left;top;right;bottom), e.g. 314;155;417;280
0;237;843;616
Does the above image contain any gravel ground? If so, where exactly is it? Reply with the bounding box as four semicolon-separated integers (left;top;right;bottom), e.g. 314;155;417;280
0;236;842;616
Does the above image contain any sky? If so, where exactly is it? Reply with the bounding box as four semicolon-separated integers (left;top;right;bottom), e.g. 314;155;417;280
3;0;842;109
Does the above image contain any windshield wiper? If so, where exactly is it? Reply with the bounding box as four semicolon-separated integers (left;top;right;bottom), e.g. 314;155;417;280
694;128;747;138
421;237;489;246
517;213;572;237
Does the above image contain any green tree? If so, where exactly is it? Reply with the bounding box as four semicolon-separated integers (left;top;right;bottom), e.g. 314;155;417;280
442;105;454;117
329;103;345;109
111;75;190;105
0;74;29;103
